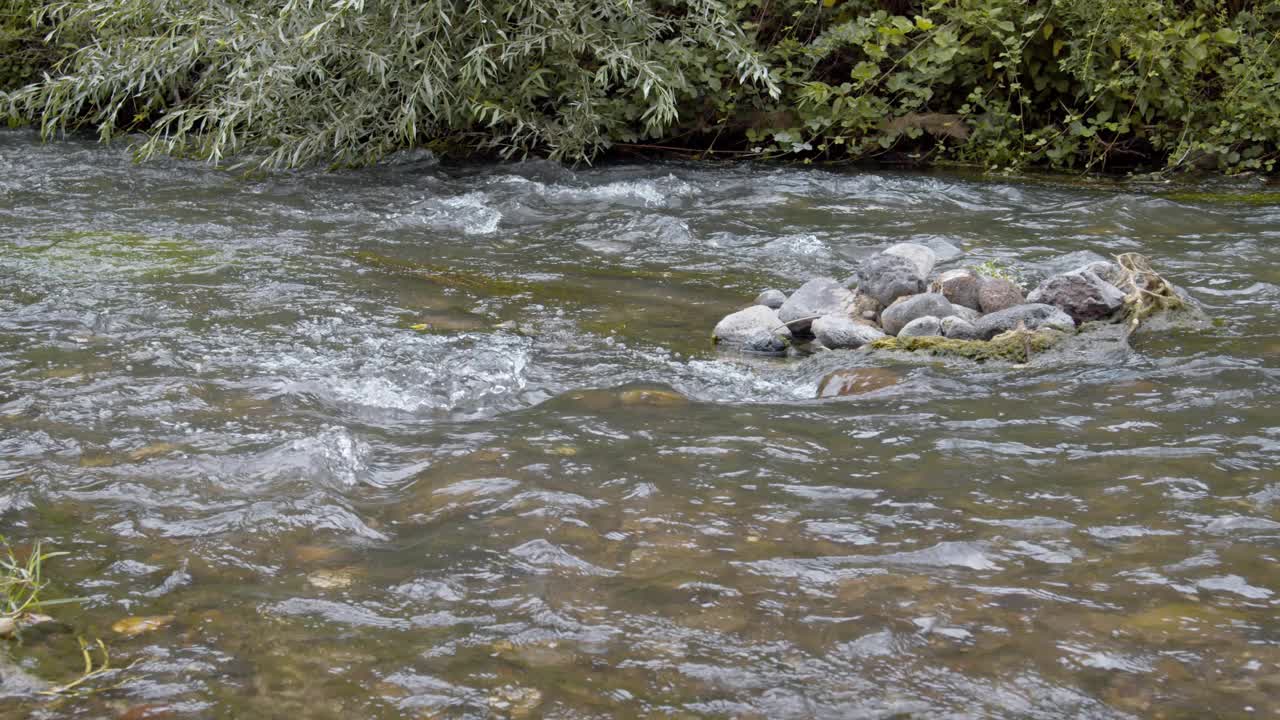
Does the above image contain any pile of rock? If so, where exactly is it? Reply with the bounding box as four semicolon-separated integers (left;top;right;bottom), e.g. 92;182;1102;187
712;243;1149;361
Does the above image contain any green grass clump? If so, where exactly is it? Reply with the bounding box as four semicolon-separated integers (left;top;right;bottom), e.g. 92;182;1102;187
972;260;1023;286
1;538;75;635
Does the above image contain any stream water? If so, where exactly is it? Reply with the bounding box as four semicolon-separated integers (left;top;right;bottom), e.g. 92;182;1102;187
1;130;1278;719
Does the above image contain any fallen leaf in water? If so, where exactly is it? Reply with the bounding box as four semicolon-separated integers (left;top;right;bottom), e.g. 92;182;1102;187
409;323;429;331
112;615;174;636
549;445;578;457
488;685;542;718
292;544;342;565
78;453;117;468
128;443;177;462
307;568;355;590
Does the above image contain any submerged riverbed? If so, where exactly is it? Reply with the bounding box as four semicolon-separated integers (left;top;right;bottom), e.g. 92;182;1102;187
1;131;1278;718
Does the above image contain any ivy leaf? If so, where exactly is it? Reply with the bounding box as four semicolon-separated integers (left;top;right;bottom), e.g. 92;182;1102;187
851;61;879;83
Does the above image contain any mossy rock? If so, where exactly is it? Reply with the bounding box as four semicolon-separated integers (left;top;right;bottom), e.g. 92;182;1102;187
864;254;1211;365
870;328;1068;364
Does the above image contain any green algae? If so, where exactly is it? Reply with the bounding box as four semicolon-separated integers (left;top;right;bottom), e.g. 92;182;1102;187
351;249;782;306
349;250;528;296
1158;190;1280;206
9;231;214;277
569;262;781;295
870;329;1066;364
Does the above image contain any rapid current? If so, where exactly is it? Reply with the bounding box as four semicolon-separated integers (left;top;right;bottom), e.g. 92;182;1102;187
1;131;1278;718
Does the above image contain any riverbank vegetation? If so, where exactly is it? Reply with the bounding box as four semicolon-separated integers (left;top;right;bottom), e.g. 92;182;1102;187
3;0;1278;173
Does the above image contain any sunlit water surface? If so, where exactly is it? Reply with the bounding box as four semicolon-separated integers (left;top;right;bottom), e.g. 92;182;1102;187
1;131;1278;719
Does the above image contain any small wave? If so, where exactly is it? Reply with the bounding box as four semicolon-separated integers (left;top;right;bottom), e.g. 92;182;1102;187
509;539;617;576
540;175;695;208
392;191;502;235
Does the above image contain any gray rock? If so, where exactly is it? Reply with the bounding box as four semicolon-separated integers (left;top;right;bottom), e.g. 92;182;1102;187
882;243;938;279
1027;269;1126;324
777;277;856;334
931;268;982;310
1076;260;1125;288
952;305;981;323
713;305;792;353
920;238;964;263
978;277;1025;314
852;254;926;307
898;315;943;338
974;303;1076;340
812;315;886;349
881;292;955;336
754;288;787;309
940;315;980;340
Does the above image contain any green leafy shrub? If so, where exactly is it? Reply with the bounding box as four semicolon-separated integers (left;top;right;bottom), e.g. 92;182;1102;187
4;0;1280;172
717;0;1280;173
0;0;53;94
3;0;775;166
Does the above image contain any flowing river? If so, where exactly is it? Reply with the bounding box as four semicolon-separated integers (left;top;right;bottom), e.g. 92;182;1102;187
1;131;1278;719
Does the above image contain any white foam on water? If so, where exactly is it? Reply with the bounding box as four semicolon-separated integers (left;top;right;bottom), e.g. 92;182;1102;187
540;175;695;208
392;190;502;235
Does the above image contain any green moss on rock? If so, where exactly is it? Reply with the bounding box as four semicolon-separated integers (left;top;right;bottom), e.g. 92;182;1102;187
870;329;1066;364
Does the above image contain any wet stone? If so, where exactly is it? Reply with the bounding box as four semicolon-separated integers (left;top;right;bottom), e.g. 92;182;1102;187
973;303;1075;340
940;315;980;340
881;293;954;336
712;305;792;353
812;315;886;349
777;277;856;334
977;277;1025;314
853;254;926;307
899;316;942;338
882;242;937;279
1027;268;1126;324
753;288;787;309
931;268;983;310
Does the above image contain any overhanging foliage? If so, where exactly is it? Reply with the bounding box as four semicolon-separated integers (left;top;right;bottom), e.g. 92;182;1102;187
4;0;1279;172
